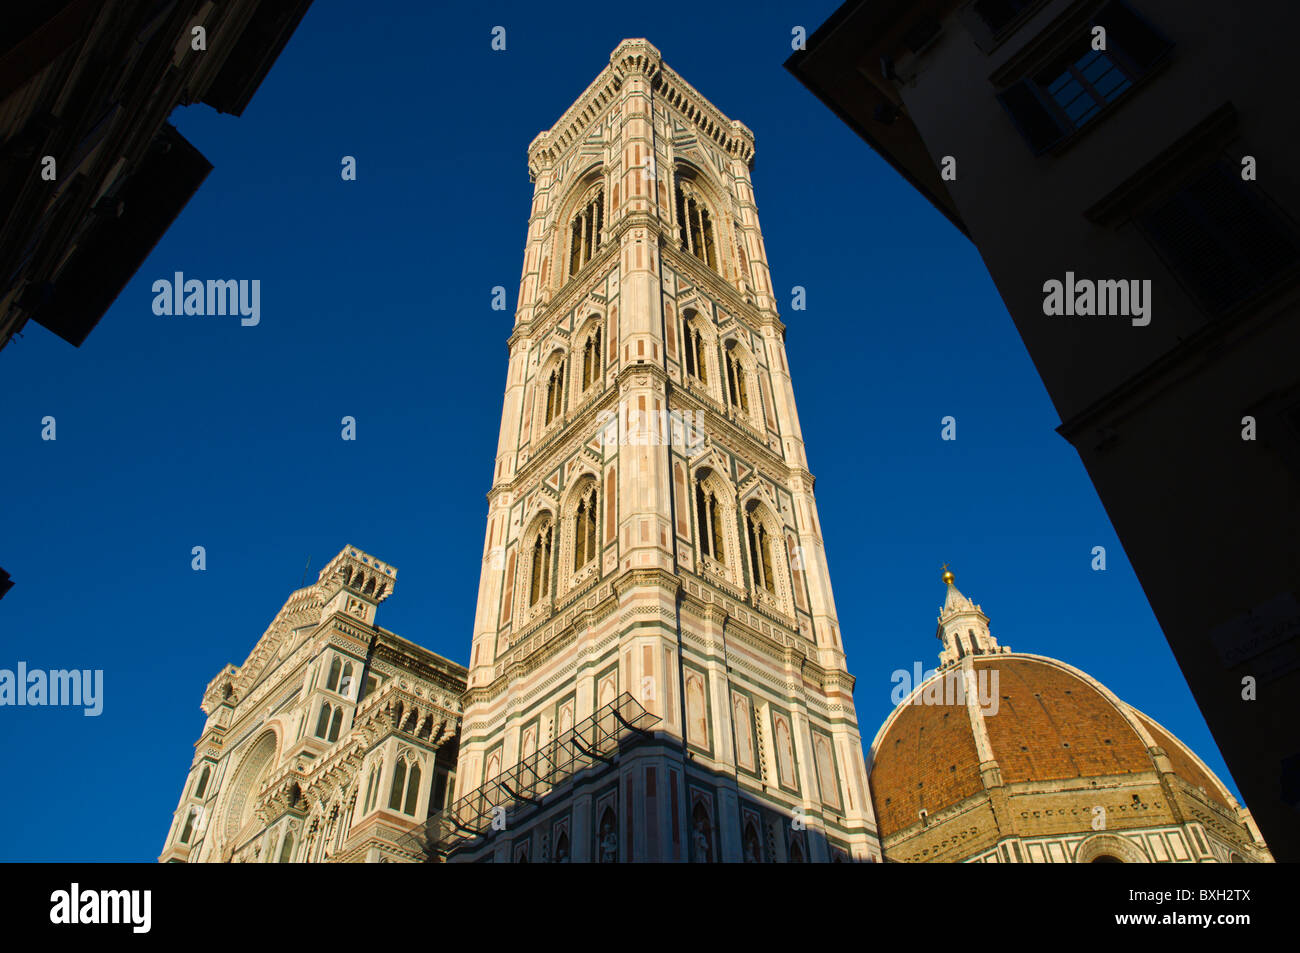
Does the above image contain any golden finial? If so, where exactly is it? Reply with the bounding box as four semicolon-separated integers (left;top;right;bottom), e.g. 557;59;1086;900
940;563;954;586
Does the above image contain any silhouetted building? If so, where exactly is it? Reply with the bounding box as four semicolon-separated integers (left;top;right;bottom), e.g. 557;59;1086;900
0;0;313;352
788;0;1300;861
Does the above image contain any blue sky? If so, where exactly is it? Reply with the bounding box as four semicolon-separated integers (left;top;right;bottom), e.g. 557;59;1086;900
0;0;1233;861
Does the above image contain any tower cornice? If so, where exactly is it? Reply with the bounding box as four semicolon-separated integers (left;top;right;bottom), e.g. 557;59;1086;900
526;39;756;184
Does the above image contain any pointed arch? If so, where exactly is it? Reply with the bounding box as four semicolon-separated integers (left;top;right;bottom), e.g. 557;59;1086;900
742;820;762;863
691;464;740;582
314;702;332;739
221;730;279;845
691;800;714;862
576;314;605;394
540;350;568;428
559;171;606;281
561;472;601;586
193;764;211;799
680;307;718;394
521;509;556;611
741;497;794;616
674;165;720;273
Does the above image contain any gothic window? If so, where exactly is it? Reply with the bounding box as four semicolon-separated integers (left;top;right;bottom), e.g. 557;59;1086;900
325;657;341;692
388;758;411;812
743;822;762;863
691;802;714;863
278;829;295;863
597;807;618;863
361;674;379;701
581;326;603;391
573;484;598;571
554;831;570;862
339;661;354;696
745;502;776;595
328;706;344;742
179;807;199;844
682;317;708;385
969;629;982;655
695;475;727;565
569;187;604;276
193;765;210;799
362;762;381;814
725;344;750;414
528;518;554;607
315;702;333;739
429;768;451;817
544;359;567;426
676;179;717;270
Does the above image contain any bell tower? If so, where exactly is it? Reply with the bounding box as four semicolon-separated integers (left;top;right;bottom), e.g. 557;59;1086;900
453;39;880;862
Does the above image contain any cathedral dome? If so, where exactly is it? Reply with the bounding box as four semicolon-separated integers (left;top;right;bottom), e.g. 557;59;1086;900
868;653;1236;840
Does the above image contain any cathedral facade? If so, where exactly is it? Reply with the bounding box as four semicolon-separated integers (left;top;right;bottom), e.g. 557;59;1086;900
159;546;465;863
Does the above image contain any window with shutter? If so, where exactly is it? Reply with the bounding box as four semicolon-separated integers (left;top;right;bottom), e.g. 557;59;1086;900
1138;161;1300;316
997;1;1172;153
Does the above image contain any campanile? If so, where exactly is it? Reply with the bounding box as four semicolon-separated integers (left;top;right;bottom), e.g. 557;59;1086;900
452;39;880;862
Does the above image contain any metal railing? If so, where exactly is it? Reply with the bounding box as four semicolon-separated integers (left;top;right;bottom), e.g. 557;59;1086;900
397;692;660;861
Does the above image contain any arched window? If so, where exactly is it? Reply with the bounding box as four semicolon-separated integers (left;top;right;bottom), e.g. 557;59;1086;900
339;661;354;697
327;706;344;742
726;345;749;413
691;802;714;863
362;763;381;814
742;822;762;863
315;703;333;739
544;359;566;426
676;179;716;270
569;188;604;276
278;829;295;863
554;831;570;862
597;807;618;863
745;503;775;595
573;484;598;571
325;658;341;692
404;762;421;816
388;756;422;816
388;759;406;811
529;519;554;607
179;807;199;844
968;630;982;656
682;318;708;384
193;765;210;799
696;476;726;565
581;327;602;391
